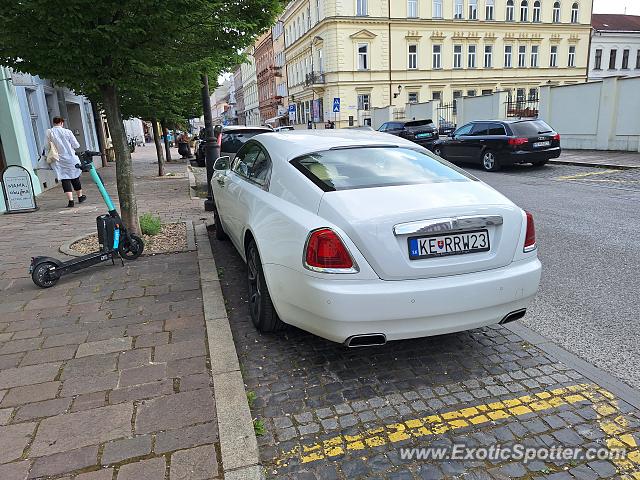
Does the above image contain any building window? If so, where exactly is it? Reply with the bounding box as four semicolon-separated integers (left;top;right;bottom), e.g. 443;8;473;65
454;0;464;19
432;91;442;101
594;48;602;70
520;0;528;21
484;45;493;67
553;1;560;22
486;0;495;19
356;0;367;16
408;44;418;69
408;92;419;103
550;45;558;67
433;44;442;69
504;45;513;67
531;45;539;67
357;94;370;110
469;0;478;19
408;0;418;17
454;45;463;68
568;45;576;67
533;1;541;21
467;90;477;96
433;0;443;18
622;49;629;69
468;45;477;68
506;0;515;21
358;43;369;70
482;89;493;95
453;90;462;113
636;49;640;69
518;45;526;67
609;49;617;69
571;2;578;23
528;87;538;100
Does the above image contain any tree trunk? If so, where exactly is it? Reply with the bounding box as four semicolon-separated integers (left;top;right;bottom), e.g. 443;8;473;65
151;118;165;176
100;84;140;235
161;120;172;162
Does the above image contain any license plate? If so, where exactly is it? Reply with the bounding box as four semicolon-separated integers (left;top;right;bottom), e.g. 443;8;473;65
408;229;490;260
416;132;432;138
533;141;550;148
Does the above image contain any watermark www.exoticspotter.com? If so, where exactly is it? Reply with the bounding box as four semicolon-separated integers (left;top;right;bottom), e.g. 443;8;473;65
399;444;626;463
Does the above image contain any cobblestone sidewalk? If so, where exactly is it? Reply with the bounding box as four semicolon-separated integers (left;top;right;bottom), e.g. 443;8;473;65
0;148;219;479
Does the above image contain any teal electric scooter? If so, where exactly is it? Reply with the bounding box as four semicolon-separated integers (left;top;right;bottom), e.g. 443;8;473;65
30;151;144;288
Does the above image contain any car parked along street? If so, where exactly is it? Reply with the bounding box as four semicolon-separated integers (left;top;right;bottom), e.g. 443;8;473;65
210;130;541;346
378;119;440;150
432;119;561;172
194;125;273;167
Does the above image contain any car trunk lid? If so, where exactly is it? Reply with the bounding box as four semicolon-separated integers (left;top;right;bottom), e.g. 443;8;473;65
318;182;523;280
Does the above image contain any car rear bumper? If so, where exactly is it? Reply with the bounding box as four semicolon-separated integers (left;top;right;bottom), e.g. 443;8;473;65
502;147;561;164
412;137;439;148
264;257;541;344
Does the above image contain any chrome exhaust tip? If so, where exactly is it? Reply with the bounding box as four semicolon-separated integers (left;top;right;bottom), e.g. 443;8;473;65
500;308;527;325
344;333;387;348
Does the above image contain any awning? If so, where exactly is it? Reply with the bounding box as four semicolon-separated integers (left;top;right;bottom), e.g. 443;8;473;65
264;115;287;124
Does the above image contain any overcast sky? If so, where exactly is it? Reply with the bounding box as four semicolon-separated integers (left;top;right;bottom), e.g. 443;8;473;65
593;0;640;15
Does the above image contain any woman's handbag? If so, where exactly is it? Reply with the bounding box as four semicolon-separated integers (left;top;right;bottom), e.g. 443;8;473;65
45;130;59;165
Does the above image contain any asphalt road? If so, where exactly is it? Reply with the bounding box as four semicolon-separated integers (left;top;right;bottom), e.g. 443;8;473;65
469;162;640;389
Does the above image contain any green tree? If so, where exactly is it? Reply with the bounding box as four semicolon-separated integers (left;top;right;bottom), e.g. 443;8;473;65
0;0;284;232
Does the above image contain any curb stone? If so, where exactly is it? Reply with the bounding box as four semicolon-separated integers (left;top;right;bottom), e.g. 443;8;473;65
195;222;264;480
548;159;639;170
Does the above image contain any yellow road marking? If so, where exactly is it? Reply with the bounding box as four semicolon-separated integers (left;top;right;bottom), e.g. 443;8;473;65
556;169;618;180
276;384;598;467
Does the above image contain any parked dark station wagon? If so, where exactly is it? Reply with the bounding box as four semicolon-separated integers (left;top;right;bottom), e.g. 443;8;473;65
378;119;440;149
432;119;561;171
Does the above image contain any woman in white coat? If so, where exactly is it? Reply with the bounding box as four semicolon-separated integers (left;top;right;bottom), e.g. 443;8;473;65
47;117;86;207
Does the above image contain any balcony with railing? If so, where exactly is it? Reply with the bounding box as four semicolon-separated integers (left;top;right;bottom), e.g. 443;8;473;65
305;72;325;86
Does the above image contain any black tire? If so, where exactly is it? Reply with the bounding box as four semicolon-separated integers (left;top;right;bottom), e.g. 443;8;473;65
481;150;501;172
119;233;144;260
214;209;229;241
32;262;60;288
246;239;284;333
532;160;548;167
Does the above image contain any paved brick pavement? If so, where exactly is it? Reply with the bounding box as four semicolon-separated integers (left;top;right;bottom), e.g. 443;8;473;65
0;148;219;479
209;227;640;480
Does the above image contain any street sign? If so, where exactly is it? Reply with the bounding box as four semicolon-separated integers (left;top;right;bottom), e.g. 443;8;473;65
333;98;341;113
1;165;38;213
288;104;296;121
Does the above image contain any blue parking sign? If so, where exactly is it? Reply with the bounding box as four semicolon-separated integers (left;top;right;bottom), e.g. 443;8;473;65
333;98;340;113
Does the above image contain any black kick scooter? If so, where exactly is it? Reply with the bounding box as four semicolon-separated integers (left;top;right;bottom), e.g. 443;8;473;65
30;151;144;288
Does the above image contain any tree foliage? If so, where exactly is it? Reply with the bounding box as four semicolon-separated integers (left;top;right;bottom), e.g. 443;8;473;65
0;0;285;229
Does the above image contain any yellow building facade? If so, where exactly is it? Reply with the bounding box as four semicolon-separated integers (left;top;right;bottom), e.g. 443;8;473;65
281;0;593;126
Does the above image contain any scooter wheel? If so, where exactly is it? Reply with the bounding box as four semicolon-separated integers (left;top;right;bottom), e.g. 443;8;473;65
31;262;60;288
119;234;144;260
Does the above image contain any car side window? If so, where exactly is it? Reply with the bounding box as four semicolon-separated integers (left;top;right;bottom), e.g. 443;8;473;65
249;150;272;188
487;123;507;135
470;123;489;136
454;123;474;136
379;123;388;132
232;143;261;179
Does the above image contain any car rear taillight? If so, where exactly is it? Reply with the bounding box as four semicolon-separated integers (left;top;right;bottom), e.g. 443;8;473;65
523;211;536;252
508;137;528;146
553;133;561;141
304;228;355;271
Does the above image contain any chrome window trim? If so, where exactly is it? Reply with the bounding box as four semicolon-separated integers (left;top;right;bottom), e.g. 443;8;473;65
393;215;503;236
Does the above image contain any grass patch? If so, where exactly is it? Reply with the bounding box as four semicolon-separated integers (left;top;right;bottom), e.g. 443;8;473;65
140;213;162;236
247;391;257;409
253;418;266;436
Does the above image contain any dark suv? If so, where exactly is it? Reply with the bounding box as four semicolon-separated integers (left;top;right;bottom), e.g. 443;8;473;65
432;119;561;172
378;119;439;149
195;126;272;167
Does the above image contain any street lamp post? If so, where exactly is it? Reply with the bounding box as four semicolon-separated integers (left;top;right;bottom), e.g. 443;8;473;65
201;73;220;212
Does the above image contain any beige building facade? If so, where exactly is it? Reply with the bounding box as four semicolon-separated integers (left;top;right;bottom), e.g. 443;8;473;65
281;0;593;127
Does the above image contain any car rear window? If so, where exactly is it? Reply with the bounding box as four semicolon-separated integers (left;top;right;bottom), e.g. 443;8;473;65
509;120;554;136
221;130;270;153
291;147;474;192
405;119;434;127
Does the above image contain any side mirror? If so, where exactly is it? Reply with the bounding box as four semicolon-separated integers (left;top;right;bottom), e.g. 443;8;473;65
213;156;230;171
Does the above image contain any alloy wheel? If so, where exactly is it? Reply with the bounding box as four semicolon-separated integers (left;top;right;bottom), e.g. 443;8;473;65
247;246;261;323
483;152;496;171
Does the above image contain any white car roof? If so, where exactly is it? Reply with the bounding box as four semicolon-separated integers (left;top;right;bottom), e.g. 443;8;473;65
253;130;422;162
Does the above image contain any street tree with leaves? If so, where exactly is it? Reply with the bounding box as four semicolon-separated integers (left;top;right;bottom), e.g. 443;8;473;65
0;0;284;232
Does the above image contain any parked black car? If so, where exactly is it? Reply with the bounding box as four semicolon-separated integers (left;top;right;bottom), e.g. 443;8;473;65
194;126;272;167
432;119;561;172
378;119;439;149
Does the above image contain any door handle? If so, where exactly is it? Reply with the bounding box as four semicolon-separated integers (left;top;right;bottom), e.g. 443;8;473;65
480;139;485;142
